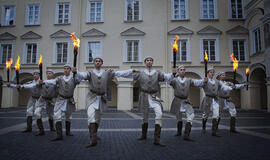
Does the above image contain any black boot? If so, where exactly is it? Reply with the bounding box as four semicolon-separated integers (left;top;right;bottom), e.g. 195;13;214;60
154;124;166;147
202;119;207;134
183;122;193;141
217;117;221;130
86;123;97;148
96;123;101;140
230;117;239;133
22;116;32;133
66;121;73;136
212;118;221;137
49;119;55;131
138;123;148;140
35;119;45;136
175;121;182;136
51;121;63;141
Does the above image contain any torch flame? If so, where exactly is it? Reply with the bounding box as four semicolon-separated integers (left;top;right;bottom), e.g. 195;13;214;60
6;58;13;70
172;35;179;52
38;55;43;66
246;67;250;75
15;56;20;71
204;50;208;61
231;53;239;72
70;32;80;49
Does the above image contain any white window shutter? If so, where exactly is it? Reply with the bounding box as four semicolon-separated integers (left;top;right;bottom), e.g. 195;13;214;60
1;7;5;25
86;1;90;22
55;3;59;24
68;2;72;23
186;0;189;19
101;1;104;22
25;5;29;25
124;0;127;21
214;0;218;19
200;0;203;19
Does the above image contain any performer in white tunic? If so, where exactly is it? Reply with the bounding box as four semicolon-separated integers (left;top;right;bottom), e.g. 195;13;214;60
170;65;207;141
34;69;58;136
8;70;41;133
217;72;247;133
74;57;133;147
200;68;232;137
41;64;79;141
119;57;174;146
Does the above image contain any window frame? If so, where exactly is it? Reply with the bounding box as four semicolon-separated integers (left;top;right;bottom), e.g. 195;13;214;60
170;37;191;62
124;0;142;22
0;42;14;64
23;42;40;64
55;2;72;24
25;3;41;25
53;40;70;64
250;27;262;55
228;0;245;20
171;0;189;20
1;5;16;26
123;39;142;63
200;36;219;62
200;0;218;20
85;40;103;63
229;37;248;62
86;0;104;23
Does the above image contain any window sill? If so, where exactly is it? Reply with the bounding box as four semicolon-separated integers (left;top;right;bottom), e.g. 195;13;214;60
171;61;192;64
86;22;104;24
200;61;221;64
228;18;245;21
24;24;40;27
171;19;190;22
200;19;219;21
230;61;250;63
54;23;71;26
124;20;143;23
52;63;67;65
0;25;15;28
123;62;143;64
21;63;38;66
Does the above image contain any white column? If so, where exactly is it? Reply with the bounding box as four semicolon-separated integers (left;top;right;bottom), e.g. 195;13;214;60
160;83;172;112
240;86;252;110
74;82;88;110
1;85;19;108
117;78;133;111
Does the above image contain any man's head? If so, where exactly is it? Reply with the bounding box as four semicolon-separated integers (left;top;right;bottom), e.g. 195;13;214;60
144;57;153;68
177;65;185;77
46;70;54;80
33;70;40;80
207;68;215;79
94;57;103;69
63;64;71;76
219;72;226;81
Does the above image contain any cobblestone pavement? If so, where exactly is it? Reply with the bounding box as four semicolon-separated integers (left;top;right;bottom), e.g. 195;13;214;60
0;107;270;160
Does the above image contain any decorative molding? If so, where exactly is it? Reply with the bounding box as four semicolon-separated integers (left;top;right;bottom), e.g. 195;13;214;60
21;31;42;39
226;25;249;34
197;25;222;35
120;27;145;36
82;28;106;37
168;26;193;35
0;32;16;40
50;29;70;38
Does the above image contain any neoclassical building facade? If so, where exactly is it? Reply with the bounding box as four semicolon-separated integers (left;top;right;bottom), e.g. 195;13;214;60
0;0;269;112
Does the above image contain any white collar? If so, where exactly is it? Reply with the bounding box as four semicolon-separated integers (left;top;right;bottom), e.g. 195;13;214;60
143;69;156;76
93;69;104;77
177;77;186;83
63;74;72;82
208;78;215;84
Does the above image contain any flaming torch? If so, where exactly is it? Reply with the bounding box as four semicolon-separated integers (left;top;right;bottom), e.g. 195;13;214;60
15;56;21;90
6;58;13;82
172;35;179;76
246;67;250;90
70;32;80;78
204;50;208;77
38;55;43;80
231;53;239;85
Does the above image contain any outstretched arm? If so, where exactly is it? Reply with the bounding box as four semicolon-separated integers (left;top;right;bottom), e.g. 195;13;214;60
192;79;205;87
22;82;37;89
114;69;133;79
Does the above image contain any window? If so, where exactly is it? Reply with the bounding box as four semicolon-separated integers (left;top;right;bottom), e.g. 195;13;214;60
56;2;71;24
200;0;217;19
1;5;15;26
201;39;218;61
232;39;246;61
125;0;141;21
26;4;40;25
55;42;68;63
88;41;101;63
171;39;190;62
230;0;243;19
25;43;38;64
252;27;262;54
172;0;188;20
0;44;12;64
87;0;103;23
124;40;141;62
